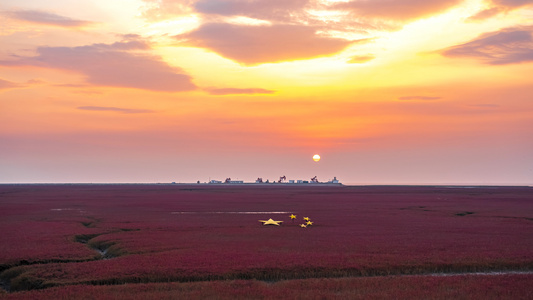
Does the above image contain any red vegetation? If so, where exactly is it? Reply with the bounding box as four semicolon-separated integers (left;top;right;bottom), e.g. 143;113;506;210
0;184;532;297
3;274;532;300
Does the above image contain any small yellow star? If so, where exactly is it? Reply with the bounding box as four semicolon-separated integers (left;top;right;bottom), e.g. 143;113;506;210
300;224;307;228
303;217;310;221
306;221;313;226
290;214;297;219
259;218;283;226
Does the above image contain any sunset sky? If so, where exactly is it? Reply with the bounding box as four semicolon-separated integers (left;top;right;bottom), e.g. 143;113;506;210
1;0;532;184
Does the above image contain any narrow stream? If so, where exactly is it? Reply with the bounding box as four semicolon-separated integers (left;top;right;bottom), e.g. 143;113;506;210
0;279;10;292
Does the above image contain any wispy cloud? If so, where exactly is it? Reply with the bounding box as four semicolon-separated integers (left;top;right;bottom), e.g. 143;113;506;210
141;0;310;22
488;0;533;9
140;0;196;21
204;87;275;95
442;26;533;65
468;104;500;108
71;90;103;95
0;40;197;92
398;96;442;101
0;78;19;90
54;84;91;88
77;106;155;114
347;55;375;63
468;0;533;21
334;0;463;20
26;79;46;85
193;0;310;22
467;7;504;21
182;23;353;65
4;10;95;28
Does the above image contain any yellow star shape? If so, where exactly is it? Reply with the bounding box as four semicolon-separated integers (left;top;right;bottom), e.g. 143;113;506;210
303;217;310;221
259;218;283;226
290;214;297;219
306;221;313;226
300;224;307;228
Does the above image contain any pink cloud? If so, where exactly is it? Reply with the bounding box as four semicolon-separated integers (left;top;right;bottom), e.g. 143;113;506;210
442;27;533;65
335;0;463;20
468;104;500;108
467;7;504;21
194;0;310;22
0;78;19;90
204;87;275;95
141;0;310;22
491;0;533;7
468;0;533;20
4;10;95;28
1;41;197;92
182;23;353;65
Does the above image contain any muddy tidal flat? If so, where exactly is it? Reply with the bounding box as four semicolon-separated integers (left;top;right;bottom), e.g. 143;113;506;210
1;184;532;299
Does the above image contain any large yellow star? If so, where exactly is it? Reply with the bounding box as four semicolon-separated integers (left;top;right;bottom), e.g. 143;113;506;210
290;214;297;219
259;218;283;226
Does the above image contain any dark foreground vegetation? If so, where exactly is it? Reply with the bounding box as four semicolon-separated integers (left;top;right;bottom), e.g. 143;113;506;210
1;184;532;299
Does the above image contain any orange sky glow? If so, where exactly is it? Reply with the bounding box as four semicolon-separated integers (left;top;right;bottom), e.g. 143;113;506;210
1;0;532;184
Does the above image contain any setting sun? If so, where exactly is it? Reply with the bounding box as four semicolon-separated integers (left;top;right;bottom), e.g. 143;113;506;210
313;154;321;162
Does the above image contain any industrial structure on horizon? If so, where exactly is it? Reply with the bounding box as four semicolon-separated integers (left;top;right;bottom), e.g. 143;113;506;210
207;176;341;185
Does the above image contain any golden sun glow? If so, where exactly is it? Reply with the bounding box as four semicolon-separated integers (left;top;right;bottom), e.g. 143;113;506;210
313;154;321;162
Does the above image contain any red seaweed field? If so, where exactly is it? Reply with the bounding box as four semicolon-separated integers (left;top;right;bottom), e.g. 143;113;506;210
0;184;532;299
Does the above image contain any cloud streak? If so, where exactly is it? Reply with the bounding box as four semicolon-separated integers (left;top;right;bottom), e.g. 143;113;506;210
491;0;533;8
468;104;500;108
182;23;353;65
77;106;155;114
194;0;310;22
0;40;197;92
0;78;19;90
468;0;533;20
348;55;375;63
205;87;276;95
335;0;463;20
4;10;95;28
398;96;442;101
442;27;533;65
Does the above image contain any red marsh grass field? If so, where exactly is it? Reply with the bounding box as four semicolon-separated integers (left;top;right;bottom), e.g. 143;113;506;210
0;184;532;299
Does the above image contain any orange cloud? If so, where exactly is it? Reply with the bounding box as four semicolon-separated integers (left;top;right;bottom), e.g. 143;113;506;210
336;0;463;20
204;87;275;95
398;96;442;101
3;10;95;28
442;27;533;65
335;0;463;20
348;55;375;63
0;41;197;92
77;106;154;114
140;0;196;21
182;23;353;65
